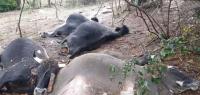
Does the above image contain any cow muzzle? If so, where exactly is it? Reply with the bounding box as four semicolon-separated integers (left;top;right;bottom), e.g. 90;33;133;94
34;87;47;95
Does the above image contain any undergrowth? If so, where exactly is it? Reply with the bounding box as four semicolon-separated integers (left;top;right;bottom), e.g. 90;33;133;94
120;28;200;95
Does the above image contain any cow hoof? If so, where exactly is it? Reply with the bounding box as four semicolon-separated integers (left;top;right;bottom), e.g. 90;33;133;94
34;87;47;95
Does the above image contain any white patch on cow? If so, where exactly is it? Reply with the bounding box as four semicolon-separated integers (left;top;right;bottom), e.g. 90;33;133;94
34;87;47;95
58;64;66;68
58;76;91;95
36;50;42;54
176;81;184;87
167;66;174;69
34;57;43;64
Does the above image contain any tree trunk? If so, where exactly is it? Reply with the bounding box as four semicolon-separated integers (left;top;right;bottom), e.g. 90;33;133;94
39;0;42;8
16;0;21;9
60;0;63;6
32;0;36;8
48;0;51;7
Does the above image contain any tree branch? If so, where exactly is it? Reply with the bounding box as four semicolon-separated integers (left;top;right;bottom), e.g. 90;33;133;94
124;0;161;39
94;1;104;17
18;0;25;38
167;0;173;38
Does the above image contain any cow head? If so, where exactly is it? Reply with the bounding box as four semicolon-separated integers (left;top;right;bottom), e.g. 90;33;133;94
33;59;60;95
115;25;129;36
32;48;60;95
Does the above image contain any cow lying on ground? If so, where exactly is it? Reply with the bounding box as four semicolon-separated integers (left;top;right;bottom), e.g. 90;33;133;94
0;38;49;68
42;13;98;38
50;53;126;95
60;21;129;58
0;38;60;95
50;53;199;95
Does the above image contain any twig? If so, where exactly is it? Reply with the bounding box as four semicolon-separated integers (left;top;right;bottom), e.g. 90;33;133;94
174;0;181;36
51;3;59;19
18;0;25;38
94;1;104;17
138;10;160;38
124;0;161;39
111;1;115;26
167;0;173;38
115;11;130;25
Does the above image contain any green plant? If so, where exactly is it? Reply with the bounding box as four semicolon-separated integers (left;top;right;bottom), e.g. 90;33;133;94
160;37;189;58
0;0;17;12
121;55;167;95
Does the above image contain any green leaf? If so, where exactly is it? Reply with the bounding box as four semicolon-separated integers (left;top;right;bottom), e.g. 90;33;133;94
151;77;161;84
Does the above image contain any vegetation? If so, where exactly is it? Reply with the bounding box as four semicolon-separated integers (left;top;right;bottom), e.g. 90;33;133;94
0;0;17;12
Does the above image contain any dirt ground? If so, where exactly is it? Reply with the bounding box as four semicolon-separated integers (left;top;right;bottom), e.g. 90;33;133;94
0;1;200;95
0;3;149;64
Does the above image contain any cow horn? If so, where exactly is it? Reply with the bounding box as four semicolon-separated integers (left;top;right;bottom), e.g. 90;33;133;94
47;73;56;93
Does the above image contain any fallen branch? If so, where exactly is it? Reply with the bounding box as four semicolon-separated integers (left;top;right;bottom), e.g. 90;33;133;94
17;0;25;38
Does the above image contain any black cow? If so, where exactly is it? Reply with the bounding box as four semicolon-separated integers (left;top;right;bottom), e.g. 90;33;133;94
0;38;60;95
42;13;98;38
0;38;49;68
60;21;129;58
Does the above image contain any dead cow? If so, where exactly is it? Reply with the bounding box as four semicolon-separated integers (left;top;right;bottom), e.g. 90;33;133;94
50;53;126;95
60;21;129;58
0;38;60;95
0;38;49;68
42;13;98;38
50;53;199;95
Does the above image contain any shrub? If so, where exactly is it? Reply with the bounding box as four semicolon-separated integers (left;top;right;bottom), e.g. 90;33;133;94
0;0;17;12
